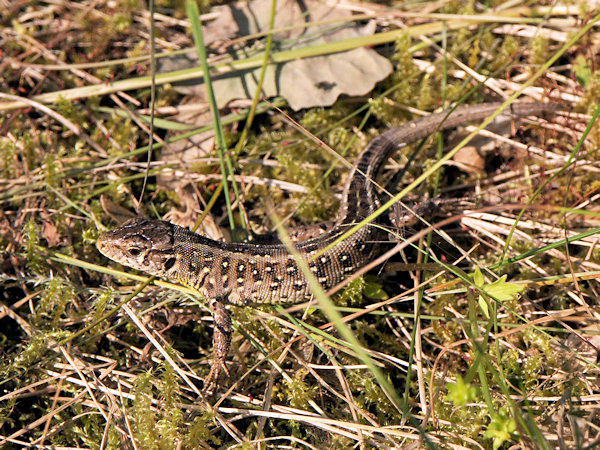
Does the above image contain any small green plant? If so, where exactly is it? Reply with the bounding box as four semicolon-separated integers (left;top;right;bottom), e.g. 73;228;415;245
484;407;517;450
446;376;478;408
471;267;525;319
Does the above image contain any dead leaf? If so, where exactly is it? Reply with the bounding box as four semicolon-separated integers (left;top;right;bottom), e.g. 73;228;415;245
100;195;138;225
452;145;485;174
161;0;392;110
42;220;62;248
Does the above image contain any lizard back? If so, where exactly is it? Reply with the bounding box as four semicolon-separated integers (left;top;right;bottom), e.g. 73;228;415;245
96;102;560;305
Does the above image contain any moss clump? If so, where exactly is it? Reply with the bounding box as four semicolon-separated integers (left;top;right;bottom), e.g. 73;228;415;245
335;276;366;307
93;112;141;157
274;144;338;223
0;331;67;381
242;105;365;227
184;412;219;448
33;278;73;330
130;364;197;449
277;368;318;410
345;369;397;422
387;33;425;108
489;36;520;74
131;371;163;448
24;220;45;275
0;138;17;179
529;35;549;69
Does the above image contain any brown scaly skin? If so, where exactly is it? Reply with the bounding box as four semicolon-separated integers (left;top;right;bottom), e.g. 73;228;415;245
96;102;562;389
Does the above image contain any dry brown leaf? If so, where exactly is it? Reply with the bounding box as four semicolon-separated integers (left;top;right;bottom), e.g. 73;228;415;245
41;219;62;248
162;0;392;110
452;145;486;174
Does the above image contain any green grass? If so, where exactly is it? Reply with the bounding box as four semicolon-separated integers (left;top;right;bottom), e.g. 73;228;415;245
0;0;599;448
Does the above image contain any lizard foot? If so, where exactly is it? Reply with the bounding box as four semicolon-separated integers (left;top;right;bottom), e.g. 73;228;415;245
202;357;231;393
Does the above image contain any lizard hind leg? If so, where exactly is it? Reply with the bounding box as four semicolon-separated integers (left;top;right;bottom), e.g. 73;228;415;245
203;297;232;392
389;199;439;239
388;197;476;241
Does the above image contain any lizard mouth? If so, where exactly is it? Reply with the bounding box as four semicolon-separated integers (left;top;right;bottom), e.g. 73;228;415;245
95;234;110;255
96;234;124;263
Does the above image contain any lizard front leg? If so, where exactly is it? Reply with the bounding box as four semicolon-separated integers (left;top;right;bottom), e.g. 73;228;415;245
203;298;232;391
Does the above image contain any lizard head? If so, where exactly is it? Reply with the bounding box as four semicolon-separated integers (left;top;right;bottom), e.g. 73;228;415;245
96;218;177;277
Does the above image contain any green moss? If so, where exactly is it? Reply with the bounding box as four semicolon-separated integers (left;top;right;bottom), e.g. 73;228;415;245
416;76;434;111
489;36;520;73
581;70;600;119
0;137;17;178
24;220;45;274
434;372;501;442
33;278;73;330
431;291;462;345
110;12;133;33
156;364;185;445
345;369;397;421
70;410;122;448
275;145;338;222
241;106;366;226
522;354;543;390
231;305;296;384
530;35;549;69
501;348;521;375
131;371;161;448
92;112;140;157
129;365;194;449
184;412;219;447
336;276;365;307
0;331;67;380
443;0;475;14
277;369;318;410
0;2;594;446
387;33;422;108
468;38;482;70
91;289;115;323
43;152;58;191
331;434;355;448
56;97;89;130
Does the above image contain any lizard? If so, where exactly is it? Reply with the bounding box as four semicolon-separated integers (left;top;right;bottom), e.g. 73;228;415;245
96;101;561;388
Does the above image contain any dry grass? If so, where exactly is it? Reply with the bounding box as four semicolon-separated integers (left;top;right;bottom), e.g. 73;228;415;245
0;0;599;448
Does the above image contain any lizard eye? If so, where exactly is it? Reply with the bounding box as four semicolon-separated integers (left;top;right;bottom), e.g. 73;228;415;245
127;247;142;257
